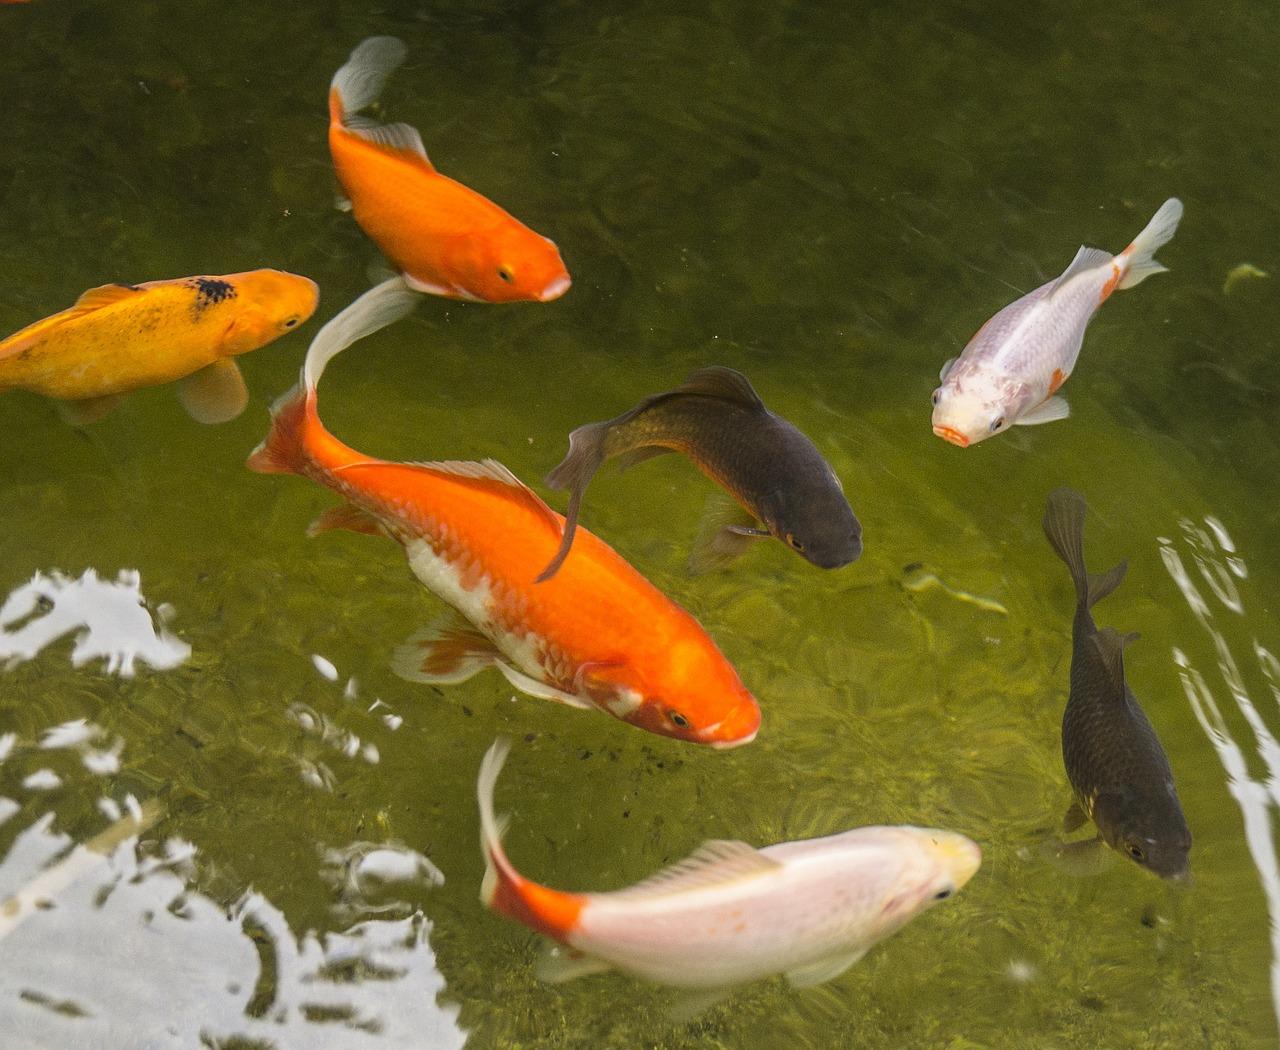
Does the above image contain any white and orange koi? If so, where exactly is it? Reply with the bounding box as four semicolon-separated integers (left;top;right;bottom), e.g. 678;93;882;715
932;198;1183;447
478;738;981;1018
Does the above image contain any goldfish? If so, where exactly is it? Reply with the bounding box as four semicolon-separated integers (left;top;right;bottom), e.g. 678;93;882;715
932;198;1183;447
539;366;861;581
0;270;318;425
328;36;571;304
246;278;759;747
1042;487;1191;879
477;738;980;1019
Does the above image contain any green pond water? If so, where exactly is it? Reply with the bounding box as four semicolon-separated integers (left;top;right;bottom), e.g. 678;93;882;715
1;1;1278;1047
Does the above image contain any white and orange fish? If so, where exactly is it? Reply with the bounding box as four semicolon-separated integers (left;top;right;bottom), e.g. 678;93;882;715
0;270;318;425
931;198;1183;447
477;738;981;1018
328;37;571;304
247;279;759;747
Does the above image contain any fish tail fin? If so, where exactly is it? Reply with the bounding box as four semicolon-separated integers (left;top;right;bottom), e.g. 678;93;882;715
303;276;419;390
537;420;611;582
245;382;313;476
477;738;522;913
1118;198;1183;290
1042;487;1127;609
330;36;408;124
477;739;584;942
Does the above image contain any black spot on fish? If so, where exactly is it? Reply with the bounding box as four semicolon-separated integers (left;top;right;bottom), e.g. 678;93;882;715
186;277;237;315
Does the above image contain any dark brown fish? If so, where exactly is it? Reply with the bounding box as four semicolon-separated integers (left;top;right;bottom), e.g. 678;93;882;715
1042;487;1191;879
538;367;861;582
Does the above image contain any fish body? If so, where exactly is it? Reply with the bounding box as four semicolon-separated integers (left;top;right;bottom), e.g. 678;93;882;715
540;366;861;580
1042;487;1191;879
247;281;758;748
478;739;979;1005
328;37;570;304
0;270;317;424
932;198;1183;447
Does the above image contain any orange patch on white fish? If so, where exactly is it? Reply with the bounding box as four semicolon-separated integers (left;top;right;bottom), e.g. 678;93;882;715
1049;368;1067;395
328;37;570;304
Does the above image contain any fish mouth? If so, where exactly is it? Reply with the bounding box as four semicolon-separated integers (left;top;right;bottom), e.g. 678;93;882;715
932;424;970;448
538;273;572;302
701;704;761;749
708;727;757;750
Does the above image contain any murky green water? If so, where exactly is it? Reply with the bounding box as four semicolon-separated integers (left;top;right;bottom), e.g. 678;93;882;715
1;1;1278;1047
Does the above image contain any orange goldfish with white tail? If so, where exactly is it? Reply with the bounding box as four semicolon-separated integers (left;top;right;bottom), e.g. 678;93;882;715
247;278;758;747
477;738;981;1018
328;37;571;304
0;270;317;425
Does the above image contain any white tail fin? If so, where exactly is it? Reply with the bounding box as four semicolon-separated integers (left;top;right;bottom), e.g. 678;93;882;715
303;276;419;389
330;36;408;119
477;738;513;907
1119;197;1183;290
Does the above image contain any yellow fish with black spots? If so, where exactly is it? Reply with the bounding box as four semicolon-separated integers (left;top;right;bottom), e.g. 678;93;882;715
0;270;318;425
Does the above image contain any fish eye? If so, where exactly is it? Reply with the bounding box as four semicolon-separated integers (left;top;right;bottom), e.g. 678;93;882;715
284;318;298;328
931;389;941;407
989;417;1004;432
1127;843;1146;861
668;710;690;729
934;887;953;900
786;534;805;553
497;267;514;283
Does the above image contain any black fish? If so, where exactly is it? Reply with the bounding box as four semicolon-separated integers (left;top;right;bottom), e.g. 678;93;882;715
538;367;861;581
1042;487;1191;879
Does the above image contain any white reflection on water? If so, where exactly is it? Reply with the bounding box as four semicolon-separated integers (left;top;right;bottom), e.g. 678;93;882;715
0;568;190;676
1160;515;1280;1040
0;809;467;1048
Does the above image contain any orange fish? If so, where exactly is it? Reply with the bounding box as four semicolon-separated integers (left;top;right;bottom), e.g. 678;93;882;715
0;271;318;425
328;37;571;304
247;279;758;746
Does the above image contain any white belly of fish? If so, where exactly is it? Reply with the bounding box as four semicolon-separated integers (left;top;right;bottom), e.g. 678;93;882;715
403;537;546;679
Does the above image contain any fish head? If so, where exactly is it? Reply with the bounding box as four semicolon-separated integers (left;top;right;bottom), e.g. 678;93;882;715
454;227;571;303
760;480;863;569
603;640;761;748
872;827;982;934
1093;787;1192;880
930;369;1029;448
216;270;320;355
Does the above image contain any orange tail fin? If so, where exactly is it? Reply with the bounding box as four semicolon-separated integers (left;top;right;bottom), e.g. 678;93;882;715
478;739;584;944
246;383;313;476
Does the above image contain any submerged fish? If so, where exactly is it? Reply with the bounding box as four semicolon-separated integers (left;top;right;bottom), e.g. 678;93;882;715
0;271;317;425
539;366;861;581
932;198;1183;447
478;737;979;1018
328;37;571;304
247;279;759;748
1042;487;1191;879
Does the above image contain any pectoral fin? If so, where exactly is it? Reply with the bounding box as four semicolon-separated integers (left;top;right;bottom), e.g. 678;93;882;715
492;660;594;710
688;495;769;575
535;945;614;984
1014;395;1069;427
667;986;734;1024
1038;833;1114;877
391;613;502;685
785;948;868;989
54;394;125;427
1062;800;1089;834
177;359;248;424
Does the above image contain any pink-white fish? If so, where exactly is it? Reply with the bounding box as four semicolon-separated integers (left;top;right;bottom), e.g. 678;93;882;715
931;198;1183;448
477;738;981;1019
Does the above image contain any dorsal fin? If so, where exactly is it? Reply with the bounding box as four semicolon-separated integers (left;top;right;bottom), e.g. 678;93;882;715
1049;246;1113;297
1092;626;1140;694
606;839;781;901
343;116;435;171
68;283;143;315
673;366;765;410
400;457;564;538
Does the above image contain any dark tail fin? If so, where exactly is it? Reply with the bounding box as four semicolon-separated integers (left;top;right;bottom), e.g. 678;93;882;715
1042;487;1127;608
537;420;611;582
246;384;312;476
